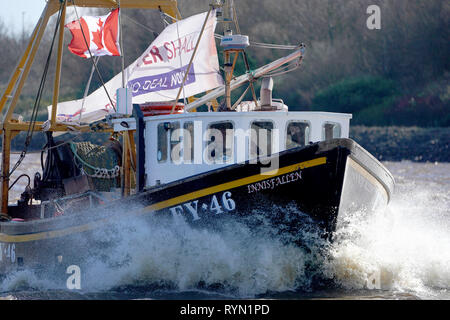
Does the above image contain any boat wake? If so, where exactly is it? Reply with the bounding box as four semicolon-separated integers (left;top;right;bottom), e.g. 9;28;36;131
326;162;450;299
1;163;449;299
73;203;330;297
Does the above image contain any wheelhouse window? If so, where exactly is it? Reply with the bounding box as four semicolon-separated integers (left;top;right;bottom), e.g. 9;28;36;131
157;123;169;163
183;122;194;163
250;121;274;158
322;122;341;141
206;121;234;164
170;122;181;163
286;121;310;149
157;122;181;163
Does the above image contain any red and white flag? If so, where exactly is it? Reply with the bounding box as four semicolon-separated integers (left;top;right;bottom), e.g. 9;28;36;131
66;8;121;58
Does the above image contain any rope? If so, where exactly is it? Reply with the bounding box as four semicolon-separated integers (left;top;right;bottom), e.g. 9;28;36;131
43;132;83;151
123;14;159;35
232;5;241;34
174;6;187;106
231;84;251;110
171;8;213;114
8;174;31;191
79;56;100;125
225;4;259;107
263;58;303;78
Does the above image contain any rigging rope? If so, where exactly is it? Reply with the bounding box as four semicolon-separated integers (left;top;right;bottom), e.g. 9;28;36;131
229;6;258;107
42;132;83;152
7;1;65;179
231;84;251;110
8;174;31;191
123;14;159;36
264;59;303;78
79;56;100;125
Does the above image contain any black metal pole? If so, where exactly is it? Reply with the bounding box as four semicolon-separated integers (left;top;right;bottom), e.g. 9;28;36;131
132;104;145;193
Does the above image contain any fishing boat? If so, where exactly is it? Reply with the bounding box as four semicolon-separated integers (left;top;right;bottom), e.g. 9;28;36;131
0;0;394;277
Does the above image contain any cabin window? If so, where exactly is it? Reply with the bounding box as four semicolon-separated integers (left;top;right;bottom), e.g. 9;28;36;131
206;121;234;164
170;122;181;163
250;121;274;158
183;122;194;163
322;122;341;141
157;123;169;163
286;121;310;149
157;122;181;163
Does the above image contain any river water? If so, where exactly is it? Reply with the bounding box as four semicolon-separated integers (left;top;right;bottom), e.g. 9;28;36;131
0;153;449;300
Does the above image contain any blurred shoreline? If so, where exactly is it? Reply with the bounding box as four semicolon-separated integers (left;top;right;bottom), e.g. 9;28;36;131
351;126;450;162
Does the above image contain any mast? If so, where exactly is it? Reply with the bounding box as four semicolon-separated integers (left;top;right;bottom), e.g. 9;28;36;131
184;47;305;112
222;0;234;110
118;0;126;89
117;0;133;197
51;0;67;128
0;1;56;215
219;0;255;110
0;0;182;215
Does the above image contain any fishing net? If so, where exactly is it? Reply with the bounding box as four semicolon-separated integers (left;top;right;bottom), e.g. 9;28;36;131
70;141;122;192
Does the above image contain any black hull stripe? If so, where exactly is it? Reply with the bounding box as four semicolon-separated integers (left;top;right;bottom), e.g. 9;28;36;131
0;157;327;243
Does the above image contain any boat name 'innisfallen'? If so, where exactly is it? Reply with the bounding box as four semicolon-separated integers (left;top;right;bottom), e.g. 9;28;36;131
247;170;302;194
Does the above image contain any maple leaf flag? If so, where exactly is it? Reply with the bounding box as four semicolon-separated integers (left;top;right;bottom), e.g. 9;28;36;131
66;8;121;58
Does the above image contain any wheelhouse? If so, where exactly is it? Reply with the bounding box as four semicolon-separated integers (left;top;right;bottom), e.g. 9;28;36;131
112;110;352;187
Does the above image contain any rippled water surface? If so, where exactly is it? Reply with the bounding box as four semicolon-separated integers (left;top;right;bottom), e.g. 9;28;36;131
1;154;449;300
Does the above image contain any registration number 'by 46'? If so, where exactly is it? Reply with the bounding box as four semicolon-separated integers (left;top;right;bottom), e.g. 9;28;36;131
169;192;236;221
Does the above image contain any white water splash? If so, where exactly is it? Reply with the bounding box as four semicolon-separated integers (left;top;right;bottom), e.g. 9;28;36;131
0;269;54;293
80;210;318;297
326;162;450;299
1;159;449;299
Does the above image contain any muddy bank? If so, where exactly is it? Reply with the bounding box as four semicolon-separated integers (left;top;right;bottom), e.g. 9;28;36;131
350;126;450;162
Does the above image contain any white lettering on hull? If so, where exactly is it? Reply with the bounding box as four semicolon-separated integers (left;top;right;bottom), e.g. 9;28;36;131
247;170;303;194
169;192;236;221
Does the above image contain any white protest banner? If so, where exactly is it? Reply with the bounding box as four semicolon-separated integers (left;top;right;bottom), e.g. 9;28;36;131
49;10;223;123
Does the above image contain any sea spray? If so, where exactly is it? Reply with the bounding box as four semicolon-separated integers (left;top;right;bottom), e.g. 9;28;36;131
78;206;325;297
1;157;449;299
325;162;450;298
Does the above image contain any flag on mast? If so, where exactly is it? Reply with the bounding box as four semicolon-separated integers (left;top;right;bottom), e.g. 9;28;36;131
66;8;121;58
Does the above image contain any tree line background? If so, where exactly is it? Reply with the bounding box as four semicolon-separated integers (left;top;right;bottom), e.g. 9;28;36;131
0;0;449;128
